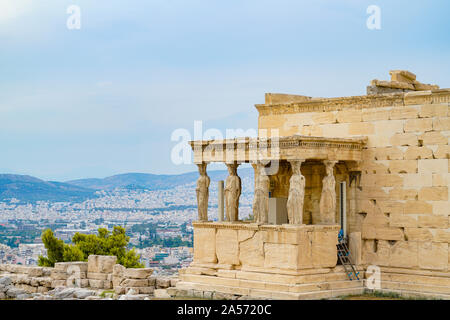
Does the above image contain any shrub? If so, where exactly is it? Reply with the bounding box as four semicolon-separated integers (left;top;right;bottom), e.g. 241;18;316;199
38;226;143;268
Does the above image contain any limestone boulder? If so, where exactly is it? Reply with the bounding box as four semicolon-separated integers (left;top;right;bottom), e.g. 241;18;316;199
113;264;125;277
0;276;12;287
118;294;147;300
51;280;66;288
170;278;179;287
6;287;26;299
154;289;171;298
50;271;69;280
88;279;106;289
53;288;78;299
16;293;31;300
156;278;171;289
120;279;148;287
148;276;156;286
123;268;153;279
73;289;97;299
27;267;44;277
87;272;108;280
54;262;88;273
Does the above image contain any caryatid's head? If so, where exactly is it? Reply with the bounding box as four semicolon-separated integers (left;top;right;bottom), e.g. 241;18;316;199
290;160;305;175
324;161;336;177
226;163;237;175
197;163;207;176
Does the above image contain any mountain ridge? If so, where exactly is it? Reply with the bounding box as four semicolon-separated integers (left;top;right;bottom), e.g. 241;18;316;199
0;168;253;203
65;168;253;190
0;174;97;203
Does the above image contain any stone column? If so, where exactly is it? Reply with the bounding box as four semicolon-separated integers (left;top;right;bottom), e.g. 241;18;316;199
319;160;338;224
195;162;210;221
218;180;224;222
224;162;241;222
252;162;270;224
287;160;306;225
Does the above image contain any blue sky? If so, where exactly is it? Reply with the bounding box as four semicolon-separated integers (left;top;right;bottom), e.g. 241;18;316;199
1;0;449;181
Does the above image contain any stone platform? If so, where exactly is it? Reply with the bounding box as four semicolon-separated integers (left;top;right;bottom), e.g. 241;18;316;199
193;222;341;270
364;267;450;299
177;222;365;299
177;265;364;299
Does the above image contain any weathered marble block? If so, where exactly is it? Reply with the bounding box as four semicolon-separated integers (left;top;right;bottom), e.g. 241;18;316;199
87;255;117;274
192;222;340;271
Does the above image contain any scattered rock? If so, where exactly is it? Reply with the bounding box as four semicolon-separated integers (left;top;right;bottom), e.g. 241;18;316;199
88;255;117;274
120;279;149;287
213;292;233;300
6;287;26;299
27;267;44;278
166;287;178;296
156;278;171;289
154;289;171;299
73;289;97;299
118;294;147;300
53;288;78;299
0;277;12;287
203;291;213;299
148;276;156;286
123;268;153;280
170;278;179;287
126;288;138;295
16;293;31;300
192;290;203;299
32;294;54;300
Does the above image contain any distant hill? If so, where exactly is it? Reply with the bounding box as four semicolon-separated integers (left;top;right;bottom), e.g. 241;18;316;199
0;174;97;203
66;168;253;191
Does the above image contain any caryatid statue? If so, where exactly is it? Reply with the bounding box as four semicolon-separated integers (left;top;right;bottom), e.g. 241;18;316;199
224;163;241;222
195;163;210;221
319;160;337;224
252;162;270;224
287;160;306;225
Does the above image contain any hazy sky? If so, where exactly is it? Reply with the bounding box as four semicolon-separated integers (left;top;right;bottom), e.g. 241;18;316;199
1;0;449;181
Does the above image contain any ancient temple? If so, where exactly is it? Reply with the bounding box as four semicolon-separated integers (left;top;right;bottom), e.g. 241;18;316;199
176;70;450;299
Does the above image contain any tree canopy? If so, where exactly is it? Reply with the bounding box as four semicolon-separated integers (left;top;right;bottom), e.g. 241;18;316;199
38;226;143;268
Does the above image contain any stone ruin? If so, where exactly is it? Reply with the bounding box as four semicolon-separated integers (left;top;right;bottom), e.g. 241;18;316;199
179;70;450;300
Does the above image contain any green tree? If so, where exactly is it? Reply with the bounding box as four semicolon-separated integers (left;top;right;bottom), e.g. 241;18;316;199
37;229;65;267
63;244;85;262
72;226;143;268
38;226;143;268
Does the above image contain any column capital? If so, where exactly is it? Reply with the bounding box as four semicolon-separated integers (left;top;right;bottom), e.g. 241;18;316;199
323;160;338;167
196;162;208;175
288;160;305;175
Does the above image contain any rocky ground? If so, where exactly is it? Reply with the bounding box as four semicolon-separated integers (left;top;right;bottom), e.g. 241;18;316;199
0;276;180;300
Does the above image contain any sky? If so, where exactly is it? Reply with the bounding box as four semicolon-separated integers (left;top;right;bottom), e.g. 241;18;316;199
0;0;449;181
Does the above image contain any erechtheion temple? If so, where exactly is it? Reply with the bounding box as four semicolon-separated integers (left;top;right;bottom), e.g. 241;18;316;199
176;70;450;299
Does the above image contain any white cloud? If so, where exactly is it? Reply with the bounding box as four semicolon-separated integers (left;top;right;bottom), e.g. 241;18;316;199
0;0;33;22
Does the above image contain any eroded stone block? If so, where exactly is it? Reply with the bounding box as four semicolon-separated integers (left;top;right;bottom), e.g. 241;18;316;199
193;227;217;264
216;229;239;265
